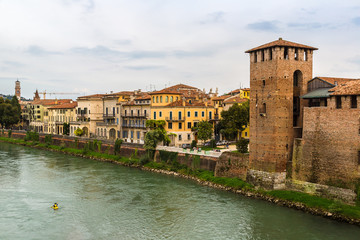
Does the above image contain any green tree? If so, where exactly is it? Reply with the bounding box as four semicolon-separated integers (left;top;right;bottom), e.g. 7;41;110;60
74;128;84;136
63;123;70;135
0;96;21;128
193;120;213;144
217;101;249;141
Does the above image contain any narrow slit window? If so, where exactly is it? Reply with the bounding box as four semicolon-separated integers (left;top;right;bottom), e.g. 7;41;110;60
336;96;342;109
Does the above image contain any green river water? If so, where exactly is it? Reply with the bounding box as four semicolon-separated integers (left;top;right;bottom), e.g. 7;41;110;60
0;142;360;240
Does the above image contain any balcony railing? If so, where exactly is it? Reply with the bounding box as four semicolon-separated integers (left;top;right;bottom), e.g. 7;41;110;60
103;113;116;118
122;124;146;129
122;113;149;118
165;117;184;122
96;121;117;126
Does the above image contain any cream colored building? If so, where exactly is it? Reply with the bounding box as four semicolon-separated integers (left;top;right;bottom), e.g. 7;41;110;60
46;101;77;135
120;94;151;144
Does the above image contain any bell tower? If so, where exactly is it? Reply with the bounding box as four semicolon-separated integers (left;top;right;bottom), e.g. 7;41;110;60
245;38;318;188
15;79;21;101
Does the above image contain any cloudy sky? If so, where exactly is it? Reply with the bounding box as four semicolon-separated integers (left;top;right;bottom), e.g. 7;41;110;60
1;0;360;99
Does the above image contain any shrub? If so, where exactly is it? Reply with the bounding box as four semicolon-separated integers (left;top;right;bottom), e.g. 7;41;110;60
139;154;150;166
236;138;249;153
210;139;216;148
44;134;52;146
8;129;12;138
191;140;197;149
25;131;39;142
74;128;84;136
114;138;123;155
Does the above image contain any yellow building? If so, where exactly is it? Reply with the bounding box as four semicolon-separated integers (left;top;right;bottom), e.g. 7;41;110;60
149;84;216;147
46;101;78;135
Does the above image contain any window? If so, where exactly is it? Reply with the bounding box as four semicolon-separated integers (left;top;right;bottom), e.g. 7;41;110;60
178;134;182;141
113;107;115;115
156;96;159;103
137;110;140;116
187;134;191;140
336;96;342;109
209;111;212;119
261;50;264;61
295;48;299;60
188;122;192;129
144;110;147;116
131;131;134;139
168;122;172;129
169;111;173;120
187;111;190;117
170;96;173;102
137;131;140;139
179;122;182;129
304;50;308;61
117;107;119;114
269;48;272;60
254;52;257;63
166;96;169;102
201;111;205;117
260;103;266;114
159;111;162;117
154;111;156;119
284;47;289;59
195;111;198;117
125;110;127;116
178;111;182;120
152;96;155;103
194;122;198;128
160;96;162;103
262;80;266;87
351;96;357;108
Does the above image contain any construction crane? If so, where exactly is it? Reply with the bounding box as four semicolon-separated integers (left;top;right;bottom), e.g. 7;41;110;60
37;90;80;100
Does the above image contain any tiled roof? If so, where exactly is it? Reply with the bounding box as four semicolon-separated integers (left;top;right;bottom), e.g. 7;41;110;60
135;94;151;100
149;84;200;95
48;102;78;109
77;94;105;99
329;80;360;96
315;77;359;85
212;95;229;101
165;100;209;107
32;99;72;106
245;38;318;53
223;96;248;104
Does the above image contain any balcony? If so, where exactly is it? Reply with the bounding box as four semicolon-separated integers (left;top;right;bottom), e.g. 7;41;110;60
96;122;117;127
165;117;185;122
103;113;116;119
122;113;149;118
122;124;146;129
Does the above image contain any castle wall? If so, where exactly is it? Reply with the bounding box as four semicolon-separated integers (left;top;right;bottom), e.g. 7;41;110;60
292;102;360;190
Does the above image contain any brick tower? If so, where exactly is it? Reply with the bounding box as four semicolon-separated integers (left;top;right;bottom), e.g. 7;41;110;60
245;38;318;188
15;79;21;101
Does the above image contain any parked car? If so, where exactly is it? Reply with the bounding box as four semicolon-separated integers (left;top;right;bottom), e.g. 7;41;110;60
203;141;211;147
182;143;191;149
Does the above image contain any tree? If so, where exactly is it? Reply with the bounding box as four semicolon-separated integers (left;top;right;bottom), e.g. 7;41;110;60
193;120;213;144
0;96;21;128
74;128;84;136
63;123;70;135
217;100;249;141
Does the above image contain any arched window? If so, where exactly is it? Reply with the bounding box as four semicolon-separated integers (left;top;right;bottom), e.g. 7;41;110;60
160;96;162;103
156;96;159;103
166;96;168;102
152;96;155;103
170;96;173;102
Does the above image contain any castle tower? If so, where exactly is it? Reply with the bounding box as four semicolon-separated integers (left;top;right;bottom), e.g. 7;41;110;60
245;38;318;188
15;80;21;100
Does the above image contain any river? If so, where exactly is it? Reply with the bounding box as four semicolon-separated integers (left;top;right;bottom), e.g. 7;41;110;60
0;142;359;240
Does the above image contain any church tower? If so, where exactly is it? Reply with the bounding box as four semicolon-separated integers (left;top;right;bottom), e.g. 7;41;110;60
245;38;317;188
15;80;21;100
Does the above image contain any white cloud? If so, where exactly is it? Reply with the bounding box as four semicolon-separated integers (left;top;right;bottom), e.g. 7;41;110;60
0;0;359;98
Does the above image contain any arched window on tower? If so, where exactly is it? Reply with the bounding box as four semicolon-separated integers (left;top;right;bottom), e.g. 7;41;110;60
284;47;289;60
269;48;272;60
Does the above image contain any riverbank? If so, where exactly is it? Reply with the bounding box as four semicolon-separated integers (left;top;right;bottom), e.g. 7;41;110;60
1;136;360;226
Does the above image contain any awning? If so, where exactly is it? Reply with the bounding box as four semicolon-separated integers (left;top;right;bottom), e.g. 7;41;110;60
301;88;331;99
